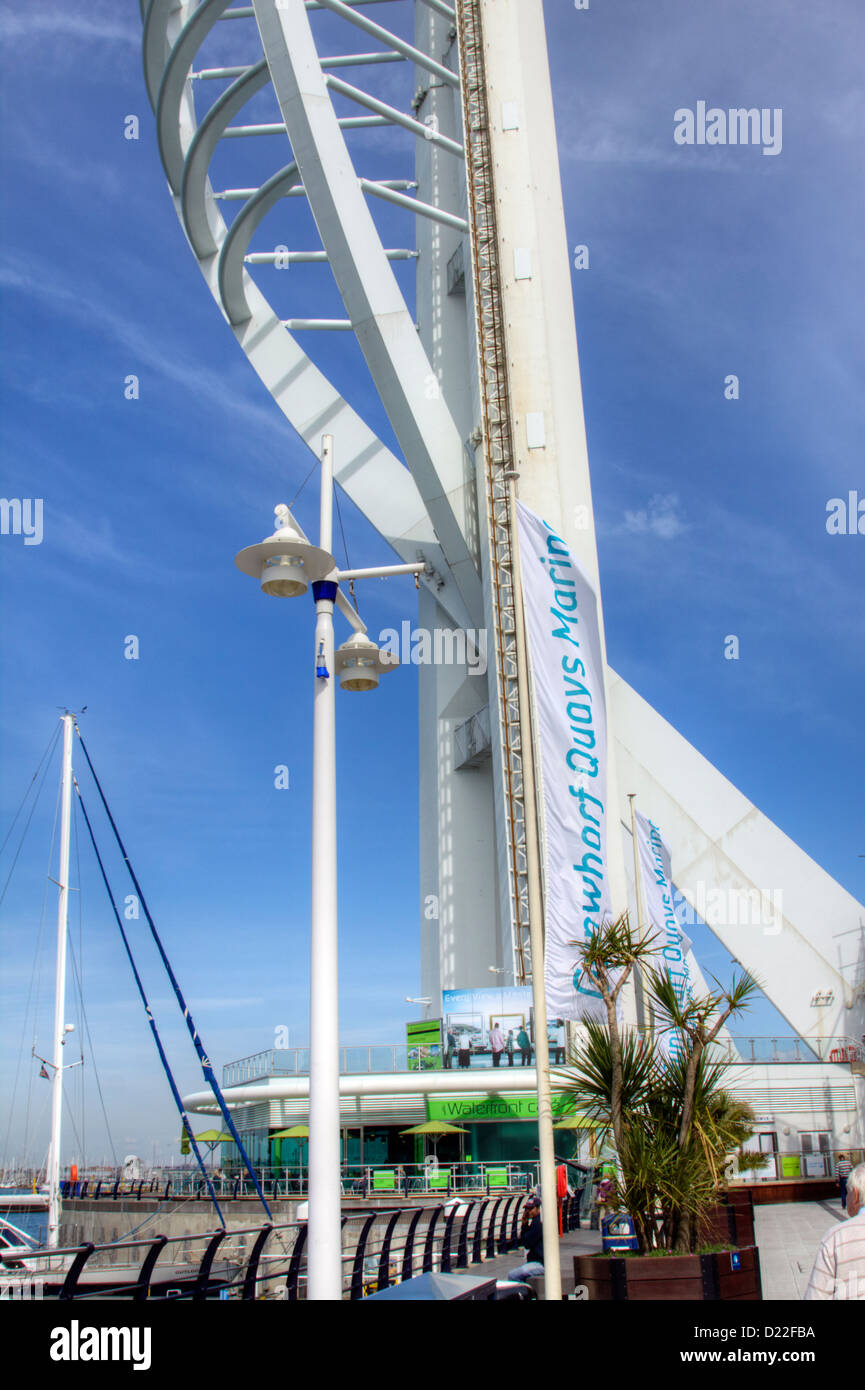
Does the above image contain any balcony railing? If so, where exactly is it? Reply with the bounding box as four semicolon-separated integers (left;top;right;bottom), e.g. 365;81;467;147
223;1046;410;1086
223;1037;865;1085
57;1160;556;1203
708;1036;865;1065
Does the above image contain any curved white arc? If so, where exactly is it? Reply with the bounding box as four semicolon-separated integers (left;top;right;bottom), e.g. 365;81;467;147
142;0;182;110
157;0;234;194
189;131;474;627
218;163;303;324
183;1067;545;1111
252;0;483;621
182;61;271;256
142;1;474;629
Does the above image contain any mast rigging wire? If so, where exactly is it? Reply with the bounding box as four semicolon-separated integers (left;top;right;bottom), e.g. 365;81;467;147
0;722;61;859
0;723;62;911
73;781;225;1227
0;743;63;1173
73;728;271;1220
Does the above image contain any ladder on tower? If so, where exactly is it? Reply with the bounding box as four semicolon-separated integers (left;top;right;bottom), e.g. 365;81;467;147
457;0;532;985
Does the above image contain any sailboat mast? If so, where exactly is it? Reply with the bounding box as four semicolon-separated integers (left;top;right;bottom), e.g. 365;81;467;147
46;712;74;1249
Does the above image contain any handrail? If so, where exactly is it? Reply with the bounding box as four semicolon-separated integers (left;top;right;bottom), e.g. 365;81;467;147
220;1034;865;1084
53;1158;545;1201
1;1193;539;1299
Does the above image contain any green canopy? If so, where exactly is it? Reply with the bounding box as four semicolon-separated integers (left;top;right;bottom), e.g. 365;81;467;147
194;1130;233;1143
271;1125;309;1139
552;1115;597;1130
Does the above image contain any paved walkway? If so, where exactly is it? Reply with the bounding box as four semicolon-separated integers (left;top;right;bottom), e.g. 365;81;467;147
755;1199;846;1300
478;1223;602;1295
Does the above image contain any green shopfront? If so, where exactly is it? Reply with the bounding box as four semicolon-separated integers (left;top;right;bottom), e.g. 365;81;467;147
242;1089;599;1175
424;1092;597;1169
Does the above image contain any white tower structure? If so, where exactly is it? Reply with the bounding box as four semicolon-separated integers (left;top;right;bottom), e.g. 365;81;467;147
140;0;864;1056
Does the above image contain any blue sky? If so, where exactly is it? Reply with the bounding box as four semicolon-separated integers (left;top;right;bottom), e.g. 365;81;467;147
1;1;862;1165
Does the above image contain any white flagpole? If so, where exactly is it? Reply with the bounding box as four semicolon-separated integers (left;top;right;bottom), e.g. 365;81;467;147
628;793;652;1030
510;489;562;1302
46;713;74;1249
307;435;343;1299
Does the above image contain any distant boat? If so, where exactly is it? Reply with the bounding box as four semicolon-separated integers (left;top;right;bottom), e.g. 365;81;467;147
0;1211;235;1297
0;1216;42;1265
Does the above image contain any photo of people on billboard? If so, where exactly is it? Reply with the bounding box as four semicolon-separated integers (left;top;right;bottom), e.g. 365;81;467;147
441;987;567;1070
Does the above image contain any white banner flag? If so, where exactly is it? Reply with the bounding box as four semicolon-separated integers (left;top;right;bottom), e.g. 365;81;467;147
516;501;613;1021
635;810;693;1058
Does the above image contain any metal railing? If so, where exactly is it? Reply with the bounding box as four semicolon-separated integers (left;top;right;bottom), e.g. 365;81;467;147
223;1046;410;1085
737;1145;864;1183
222;1036;865;1085
1;1192;586;1300
55;1160;548;1202
707;1036;865;1065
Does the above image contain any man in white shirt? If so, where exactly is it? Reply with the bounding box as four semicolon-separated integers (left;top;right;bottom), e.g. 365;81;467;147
805;1162;865;1300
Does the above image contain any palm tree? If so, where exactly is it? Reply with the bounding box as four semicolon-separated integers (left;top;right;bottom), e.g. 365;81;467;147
557;913;764;1254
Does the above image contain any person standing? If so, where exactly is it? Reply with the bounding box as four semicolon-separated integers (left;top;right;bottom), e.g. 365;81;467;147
805;1163;865;1299
517;1026;532;1067
444;1027;457;1070
489;1021;505;1068
838;1152;853;1209
595;1174;615;1229
506;1030;516;1067
554;1020;566;1065
458;1029;472;1070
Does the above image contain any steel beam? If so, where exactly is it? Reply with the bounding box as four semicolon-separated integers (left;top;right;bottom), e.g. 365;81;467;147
251;0;482;620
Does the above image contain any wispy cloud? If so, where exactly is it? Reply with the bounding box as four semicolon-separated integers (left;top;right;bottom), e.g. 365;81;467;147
0;253;282;442
619;492;688;540
0;7;139;47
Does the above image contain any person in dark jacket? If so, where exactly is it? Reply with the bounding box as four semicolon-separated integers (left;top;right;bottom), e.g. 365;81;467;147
507;1196;545;1282
837;1153;853;1209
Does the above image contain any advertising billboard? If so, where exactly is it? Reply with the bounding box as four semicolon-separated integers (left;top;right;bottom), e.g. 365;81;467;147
441;987;568;1070
406;1018;443;1071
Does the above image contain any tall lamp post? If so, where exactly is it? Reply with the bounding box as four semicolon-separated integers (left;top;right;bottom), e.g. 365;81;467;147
236;435;424;1300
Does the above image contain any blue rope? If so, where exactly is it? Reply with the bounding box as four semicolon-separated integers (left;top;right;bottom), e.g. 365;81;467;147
73;781;225;1227
75;730;272;1220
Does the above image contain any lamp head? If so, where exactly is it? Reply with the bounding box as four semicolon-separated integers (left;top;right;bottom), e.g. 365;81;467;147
260;506;309;597
334;633;399;692
235;505;335;596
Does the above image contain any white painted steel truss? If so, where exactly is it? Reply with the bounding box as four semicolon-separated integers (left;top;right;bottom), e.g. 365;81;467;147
140;0;864;1051
141;0;477;633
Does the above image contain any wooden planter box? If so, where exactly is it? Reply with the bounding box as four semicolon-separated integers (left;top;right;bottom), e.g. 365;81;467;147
700;1190;755;1247
575;1245;762;1301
